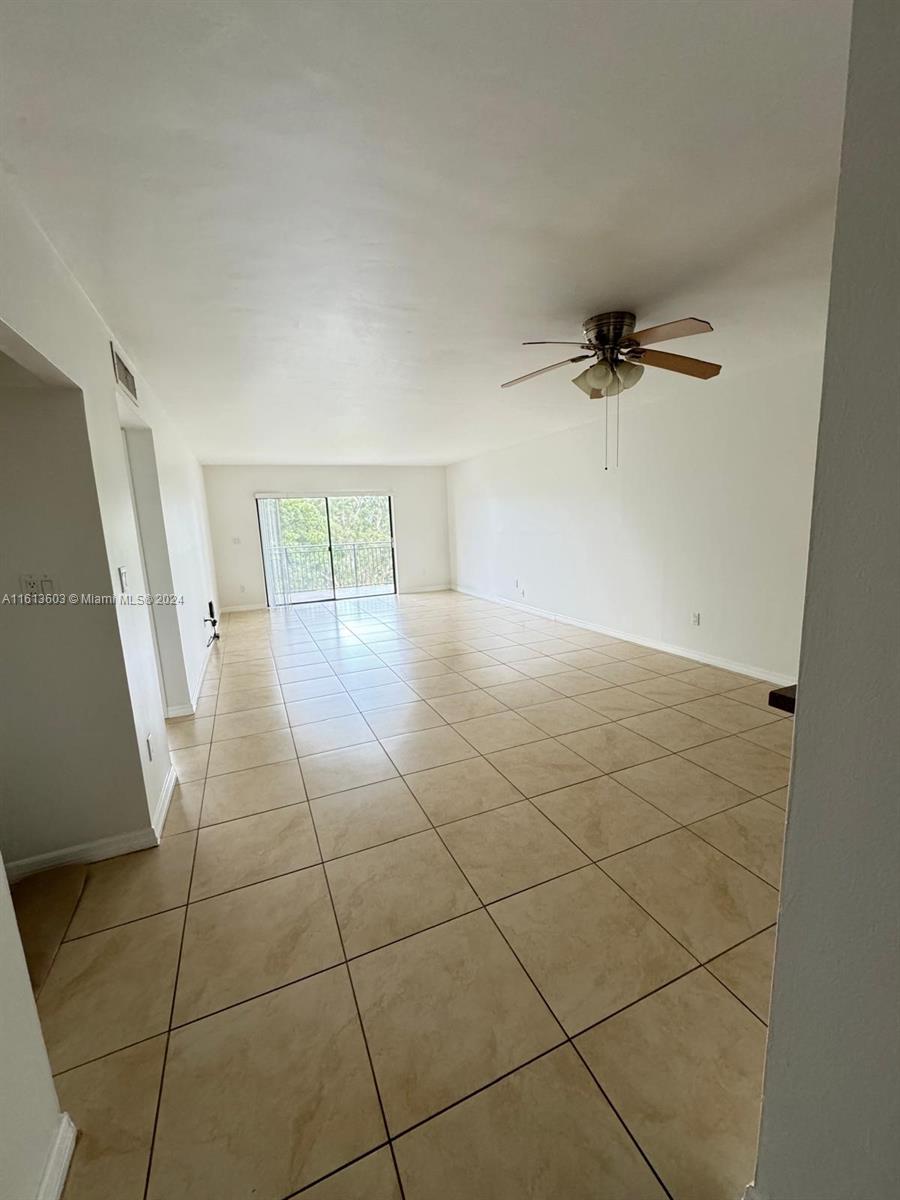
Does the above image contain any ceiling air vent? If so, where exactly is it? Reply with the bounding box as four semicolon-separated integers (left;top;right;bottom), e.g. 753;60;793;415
110;343;138;405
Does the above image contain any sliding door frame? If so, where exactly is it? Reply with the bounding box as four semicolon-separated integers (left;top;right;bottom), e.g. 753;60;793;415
324;501;337;601
255;491;398;607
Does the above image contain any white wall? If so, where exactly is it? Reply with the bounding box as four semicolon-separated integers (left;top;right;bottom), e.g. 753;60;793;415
154;438;219;703
0;384;150;866
0;859;65;1200
448;346;823;681
204;464;450;609
124;427;192;714
0;178;218;865
751;1;900;1195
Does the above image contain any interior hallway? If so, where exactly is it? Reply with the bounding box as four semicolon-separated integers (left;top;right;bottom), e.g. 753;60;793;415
32;592;790;1200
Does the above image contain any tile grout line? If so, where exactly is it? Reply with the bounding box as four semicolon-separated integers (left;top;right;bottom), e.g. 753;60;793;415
141;656;217;1200
348;678;679;1189
280;1142;393;1198
66;800;774;964
700;922;778;1027
290;608;409;1200
187;656;788;795
182;724;775;837
684;820;782;889
165;618;781;947
58;820;685;980
189;619;783;885
390;757;678;1199
328;608;783;1071
288;604;630;1182
37;843;102;1021
48;881;773;1083
66;596;782;1195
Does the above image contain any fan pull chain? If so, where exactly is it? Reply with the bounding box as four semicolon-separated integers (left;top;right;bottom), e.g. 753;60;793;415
604;394;609;470
616;391;620;468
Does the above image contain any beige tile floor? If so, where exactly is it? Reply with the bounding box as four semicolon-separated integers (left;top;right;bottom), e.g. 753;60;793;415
36;591;793;1200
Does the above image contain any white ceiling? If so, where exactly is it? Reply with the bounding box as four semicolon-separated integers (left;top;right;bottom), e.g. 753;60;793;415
0;0;851;465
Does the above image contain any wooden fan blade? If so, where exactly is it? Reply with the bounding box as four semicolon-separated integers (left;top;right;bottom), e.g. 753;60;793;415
501;354;591;389
634;348;721;379
522;340;590;347
629;318;713;346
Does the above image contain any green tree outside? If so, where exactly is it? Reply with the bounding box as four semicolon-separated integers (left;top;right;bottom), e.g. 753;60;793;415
277;495;390;547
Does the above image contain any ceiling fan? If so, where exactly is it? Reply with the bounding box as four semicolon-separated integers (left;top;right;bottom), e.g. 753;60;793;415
501;312;721;397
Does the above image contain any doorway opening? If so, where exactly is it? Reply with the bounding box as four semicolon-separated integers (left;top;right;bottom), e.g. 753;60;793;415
256;494;397;605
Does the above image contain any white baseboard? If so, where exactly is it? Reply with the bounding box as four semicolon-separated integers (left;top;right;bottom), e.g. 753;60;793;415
167;638;219;718
452;585;797;687
36;1112;76;1200
221;603;267;613
151;763;178;839
5;825;160;884
401;582;452;593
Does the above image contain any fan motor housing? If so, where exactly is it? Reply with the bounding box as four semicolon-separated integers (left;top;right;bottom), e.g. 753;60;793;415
582;311;636;350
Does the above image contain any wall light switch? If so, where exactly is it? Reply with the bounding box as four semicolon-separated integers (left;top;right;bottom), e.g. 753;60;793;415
691;612;701;626
118;566;129;593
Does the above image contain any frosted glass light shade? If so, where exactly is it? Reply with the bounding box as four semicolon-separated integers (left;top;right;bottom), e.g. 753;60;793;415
572;359;644;397
572;361;614;396
615;360;644;391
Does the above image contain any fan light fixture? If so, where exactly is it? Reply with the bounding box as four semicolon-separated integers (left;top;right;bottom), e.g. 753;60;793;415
501;312;721;471
501;312;721;393
572;359;644;399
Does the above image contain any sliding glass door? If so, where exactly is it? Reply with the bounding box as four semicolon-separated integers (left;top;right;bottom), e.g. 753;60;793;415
257;494;396;605
257;495;333;603
327;495;395;599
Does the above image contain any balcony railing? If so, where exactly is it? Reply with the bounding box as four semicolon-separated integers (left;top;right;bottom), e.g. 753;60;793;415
266;541;395;603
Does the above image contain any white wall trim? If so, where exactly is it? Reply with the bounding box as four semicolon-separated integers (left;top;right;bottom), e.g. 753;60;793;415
402;582;452;593
221;603;267;613
150;763;178;839
35;1112;76;1200
453;585;797;686
5;826;160;884
194;640;214;697
177;635;216;715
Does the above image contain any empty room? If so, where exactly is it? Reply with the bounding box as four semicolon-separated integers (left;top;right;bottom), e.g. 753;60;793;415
1;2;897;1200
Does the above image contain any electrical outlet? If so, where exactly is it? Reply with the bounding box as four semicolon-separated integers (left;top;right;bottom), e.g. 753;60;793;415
691;611;701;627
19;574;54;595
